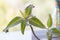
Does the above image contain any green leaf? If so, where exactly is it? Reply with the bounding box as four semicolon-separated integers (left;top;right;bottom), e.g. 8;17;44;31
25;5;34;18
21;20;26;34
29;17;45;29
20;10;25;18
51;28;60;36
7;17;22;28
47;14;52;28
3;17;22;32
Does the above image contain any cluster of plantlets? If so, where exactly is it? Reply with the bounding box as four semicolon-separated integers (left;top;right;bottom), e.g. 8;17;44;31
3;4;60;40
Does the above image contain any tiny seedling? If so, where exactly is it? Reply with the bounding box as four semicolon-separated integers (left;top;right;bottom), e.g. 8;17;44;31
3;5;46;40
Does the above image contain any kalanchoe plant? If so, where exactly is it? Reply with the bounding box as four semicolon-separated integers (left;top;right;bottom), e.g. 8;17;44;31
3;4;46;40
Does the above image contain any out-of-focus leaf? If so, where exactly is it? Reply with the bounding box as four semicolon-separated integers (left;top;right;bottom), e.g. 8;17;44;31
47;14;52;28
29;17;45;29
51;28;60;36
25;5;35;18
21;20;26;34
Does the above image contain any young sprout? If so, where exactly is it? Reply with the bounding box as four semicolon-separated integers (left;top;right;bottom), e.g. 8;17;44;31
3;4;46;40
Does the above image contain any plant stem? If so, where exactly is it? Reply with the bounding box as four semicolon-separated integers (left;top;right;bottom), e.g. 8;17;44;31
47;30;52;40
30;25;40;40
